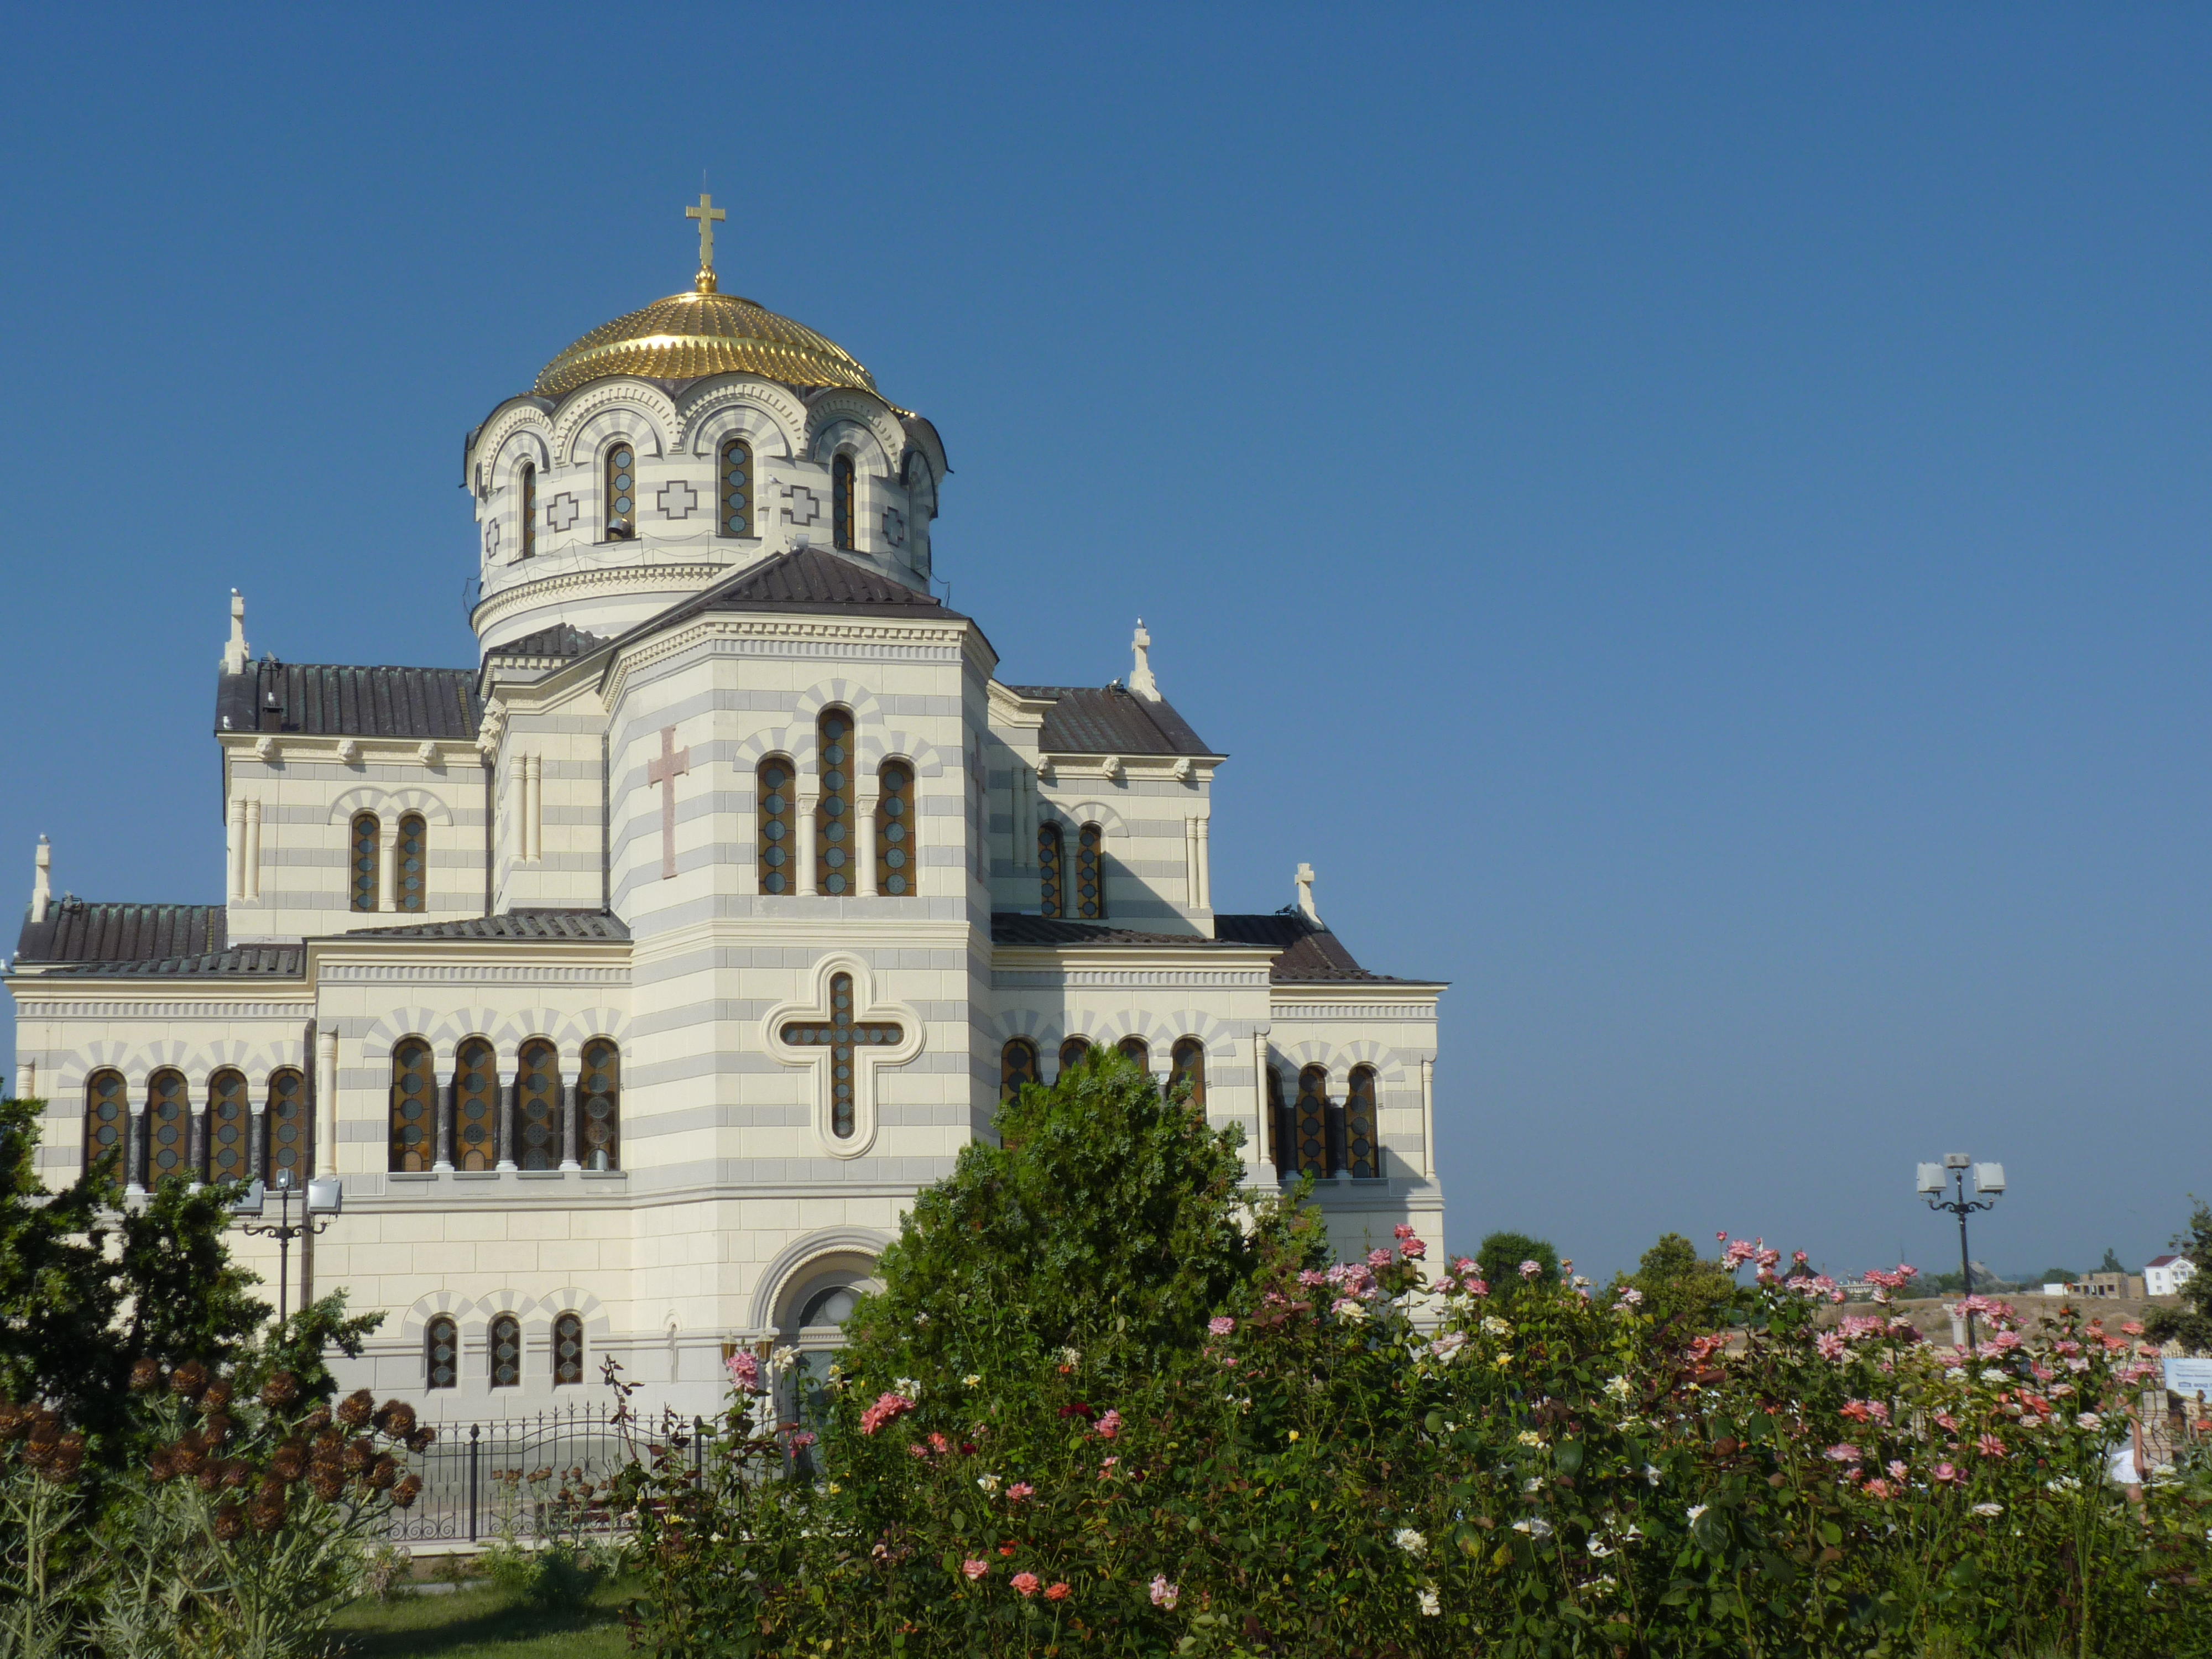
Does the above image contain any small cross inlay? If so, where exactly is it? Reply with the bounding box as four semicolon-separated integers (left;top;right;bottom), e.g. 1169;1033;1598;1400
779;973;904;1139
646;725;692;881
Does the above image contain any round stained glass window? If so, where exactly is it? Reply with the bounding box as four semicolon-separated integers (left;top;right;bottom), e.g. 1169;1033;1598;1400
615;495;633;514
728;513;744;531
764;873;786;893
885;875;906;894
764;820;786;841
824;822;844;843
825;874;846;893
825;848;845;868
824;772;845;794
765;846;786;867
885;823;905;843
885;848;905;869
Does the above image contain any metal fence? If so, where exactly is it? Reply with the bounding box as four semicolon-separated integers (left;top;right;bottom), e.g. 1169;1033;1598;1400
390;1403;704;1543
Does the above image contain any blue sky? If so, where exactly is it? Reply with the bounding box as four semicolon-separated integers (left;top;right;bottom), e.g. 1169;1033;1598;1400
3;6;2208;1280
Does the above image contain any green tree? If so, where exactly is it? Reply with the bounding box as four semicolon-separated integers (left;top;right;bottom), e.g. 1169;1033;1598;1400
2143;1201;2212;1354
2038;1266;2078;1286
2098;1246;2128;1275
1626;1230;1741;1331
1474;1229;1559;1297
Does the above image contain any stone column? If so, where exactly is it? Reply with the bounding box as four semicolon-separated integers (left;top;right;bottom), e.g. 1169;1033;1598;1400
796;795;819;896
316;1030;340;1177
495;1070;517;1172
244;800;263;901
1419;1057;1436;1181
1196;815;1211;911
226;798;246;900
375;820;398;912
433;1068;454;1173
1249;1029;1272;1186
559;1071;580;1173
857;787;879;896
126;1097;147;1197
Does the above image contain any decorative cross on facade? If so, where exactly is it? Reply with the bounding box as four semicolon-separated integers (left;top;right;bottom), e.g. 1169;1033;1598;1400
686;192;727;286
646;726;691;880
779;973;904;1140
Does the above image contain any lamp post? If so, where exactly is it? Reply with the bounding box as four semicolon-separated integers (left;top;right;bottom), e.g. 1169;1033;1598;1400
1916;1154;2005;1353
237;1169;342;1323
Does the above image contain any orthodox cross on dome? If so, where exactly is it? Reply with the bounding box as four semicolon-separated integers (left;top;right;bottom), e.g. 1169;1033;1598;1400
1129;618;1159;701
1295;862;1322;926
686;193;727;292
779;973;905;1140
646;726;691;880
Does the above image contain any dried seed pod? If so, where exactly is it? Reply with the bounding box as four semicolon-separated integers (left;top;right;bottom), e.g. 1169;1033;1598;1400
314;1427;342;1453
301;1405;331;1434
212;1503;245;1542
40;1436;85;1484
367;1454;398;1491
271;1442;306;1483
201;1412;232;1448
373;1399;417;1439
336;1389;374;1428
0;1403;30;1442
221;1458;252;1490
342;1438;373;1474
307;1467;344;1502
406;1426;437;1453
259;1370;300;1409
170;1361;210;1401
201;1378;234;1411
249;1486;288;1533
148;1447;177;1483
391;1473;422;1510
128;1358;164;1394
196;1464;223;1494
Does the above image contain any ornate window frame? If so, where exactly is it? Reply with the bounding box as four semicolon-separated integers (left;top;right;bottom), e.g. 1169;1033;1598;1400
761;955;922;1160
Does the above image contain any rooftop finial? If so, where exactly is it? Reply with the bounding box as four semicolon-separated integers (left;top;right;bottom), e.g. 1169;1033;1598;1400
31;835;50;925
1295;862;1321;925
222;589;249;675
686;192;727;294
1129;618;1160;701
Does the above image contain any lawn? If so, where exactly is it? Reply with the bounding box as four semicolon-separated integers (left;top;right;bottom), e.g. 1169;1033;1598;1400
331;1582;632;1657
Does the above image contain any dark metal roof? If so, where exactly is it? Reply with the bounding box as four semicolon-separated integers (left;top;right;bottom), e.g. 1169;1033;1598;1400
1003;685;1214;758
991;914;1251;950
693;547;959;617
341;909;629;941
487;623;607;660
35;946;306;979
215;661;482;739
1213;913;1418;984
16;900;226;966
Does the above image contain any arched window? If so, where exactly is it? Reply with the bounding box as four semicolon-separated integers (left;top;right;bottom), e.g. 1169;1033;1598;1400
518;462;536;560
1117;1035;1151;1071
1294;1065;1331;1178
147;1070;188;1184
349;813;380;912
999;1037;1040;1102
425;1316;458;1391
207;1069;251;1183
1058;1036;1091;1077
801;1284;862;1328
832;452;856;550
84;1069;126;1183
875;761;915;896
554;1312;585;1386
719;437;753;538
488;1314;521;1389
395;814;427;913
579;1037;619;1171
266;1068;306;1187
1346;1065;1380;1180
605;441;637;540
515;1039;561;1171
453;1037;498;1171
1037;824;1065;917
816;709;855;895
1075;822;1105;919
389;1037;435;1173
758;757;796;894
1265;1064;1287;1172
1170;1038;1207;1110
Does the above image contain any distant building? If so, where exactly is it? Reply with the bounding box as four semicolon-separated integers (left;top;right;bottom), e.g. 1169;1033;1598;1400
2146;1255;2198;1298
2068;1274;2132;1300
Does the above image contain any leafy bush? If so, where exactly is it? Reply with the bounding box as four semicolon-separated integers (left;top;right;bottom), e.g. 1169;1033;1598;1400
1473;1229;1561;1298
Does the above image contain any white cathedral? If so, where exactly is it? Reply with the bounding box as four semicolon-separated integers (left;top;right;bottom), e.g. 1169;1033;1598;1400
7;201;1447;1420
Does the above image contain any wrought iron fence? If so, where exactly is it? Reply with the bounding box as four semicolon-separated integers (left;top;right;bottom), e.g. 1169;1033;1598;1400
390;1402;706;1543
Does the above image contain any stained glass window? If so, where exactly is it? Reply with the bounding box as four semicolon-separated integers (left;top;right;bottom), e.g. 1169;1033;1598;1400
758;757;796;894
144;1070;187;1185
999;1037;1040;1102
832;453;855;550
554;1311;586;1385
1170;1037;1207;1110
1295;1065;1331;1178
1058;1036;1091;1077
1346;1065;1380;1180
396;814;426;913
720;437;753;538
489;1314;521;1388
1075;822;1104;919
453;1037;498;1171
606;442;636;540
1118;1035;1151;1070
350;813;380;912
778;972;902;1140
389;1037;435;1173
816;710;855;895
84;1069;125;1184
1265;1063;1286;1172
425;1316;458;1390
875;761;915;896
516;1039;561;1171
580;1037;619;1171
266;1068;306;1187
1037;824;1065;917
207;1069;251;1184
518;462;536;559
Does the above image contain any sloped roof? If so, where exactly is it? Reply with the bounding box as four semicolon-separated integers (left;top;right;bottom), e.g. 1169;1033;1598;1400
695;547;956;617
215;661;482;739
1004;685;1214;758
487;623;607;660
991;915;1251;950
35;946;306;979
1213;912;1418;984
341;910;629;941
16;900;226;966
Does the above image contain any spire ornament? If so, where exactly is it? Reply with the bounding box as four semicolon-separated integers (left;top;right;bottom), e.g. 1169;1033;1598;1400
686;193;727;293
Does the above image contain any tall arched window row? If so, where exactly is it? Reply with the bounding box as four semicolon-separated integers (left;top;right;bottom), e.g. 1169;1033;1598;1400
349;813;380;912
1075;823;1105;919
207;1069;251;1184
395;814;427;913
554;1312;586;1386
876;761;915;895
606;442;637;541
832;453;856;550
999;1037;1040;1103
1170;1038;1206;1110
518;462;536;560
389;1037;435;1173
1118;1035;1151;1070
515;1039;561;1171
579;1037;620;1171
758;757;796;894
1037;825;1065;918
488;1314;522;1389
720;437;753;538
147;1070;188;1184
84;1069;126;1182
1058;1036;1092;1076
453;1038;499;1171
1265;1065;1287;1172
266;1069;306;1187
816;709;856;895
1345;1065;1379;1181
425;1316;458;1391
1293;1065;1331;1178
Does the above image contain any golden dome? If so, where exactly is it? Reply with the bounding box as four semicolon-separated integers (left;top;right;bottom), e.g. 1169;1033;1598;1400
535;278;879;399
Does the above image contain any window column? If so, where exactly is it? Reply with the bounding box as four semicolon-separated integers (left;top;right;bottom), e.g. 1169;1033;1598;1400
560;1046;581;1172
496;1059;518;1172
244;800;262;900
856;778;879;896
376;818;398;912
434;1058;455;1173
126;1084;147;1196
796;789;819;896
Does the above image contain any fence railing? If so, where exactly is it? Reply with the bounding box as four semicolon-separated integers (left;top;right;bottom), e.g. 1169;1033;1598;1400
392;1403;705;1543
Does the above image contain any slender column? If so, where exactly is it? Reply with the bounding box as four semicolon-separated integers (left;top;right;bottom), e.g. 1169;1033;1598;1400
1196;815;1212;910
796;794;819;896
1185;818;1199;906
559;1071;580;1172
857;789;879;896
227;799;246;900
126;1098;146;1196
1419;1057;1436;1180
244;800;263;900
316;1030;340;1176
188;1092;207;1181
525;754;543;863
495;1070;517;1172
1249;1027;1272;1185
375;821;398;911
248;1104;264;1183
433;1069;454;1173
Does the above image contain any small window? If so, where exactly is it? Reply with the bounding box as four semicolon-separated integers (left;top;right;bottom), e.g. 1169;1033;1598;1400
719;437;753;538
1170;1038;1207;1110
1295;1066;1331;1178
606;442;637;540
84;1069;126;1183
147;1070;188;1184
832;453;856;550
1037;824;1065;918
515;1038;561;1171
1265;1064;1286;1171
875;761;915;896
519;462;536;559
453;1037;498;1171
580;1037;620;1171
396;814;427;913
266;1068;306;1186
349;813;380;912
816;709;855;895
1117;1035;1151;1071
1075;823;1104;920
389;1037;435;1173
489;1313;521;1389
1000;1037;1040;1103
1057;1036;1091;1077
1346;1065;1380;1180
207;1069;251;1183
425;1316;458;1391
758;757;796;894
554;1312;585;1386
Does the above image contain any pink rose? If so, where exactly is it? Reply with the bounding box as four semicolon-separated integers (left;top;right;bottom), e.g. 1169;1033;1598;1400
1006;1482;1035;1501
726;1350;761;1392
1369;1248;1394;1269
963;1558;989;1581
1149;1574;1179;1609
1208;1317;1235;1337
1095;1410;1121;1439
1012;1571;1040;1597
1046;1582;1071;1601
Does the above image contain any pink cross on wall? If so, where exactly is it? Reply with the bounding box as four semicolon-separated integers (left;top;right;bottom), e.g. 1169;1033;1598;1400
646;726;691;880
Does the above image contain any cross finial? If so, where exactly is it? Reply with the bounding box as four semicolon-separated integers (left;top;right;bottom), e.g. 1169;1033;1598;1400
1295;862;1321;925
1129;618;1160;701
686;193;727;293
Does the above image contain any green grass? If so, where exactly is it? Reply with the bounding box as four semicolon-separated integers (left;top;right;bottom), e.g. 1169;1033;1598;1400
330;1580;632;1657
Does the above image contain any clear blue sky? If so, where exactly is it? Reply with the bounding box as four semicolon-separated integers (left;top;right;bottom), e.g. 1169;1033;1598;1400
3;6;2208;1281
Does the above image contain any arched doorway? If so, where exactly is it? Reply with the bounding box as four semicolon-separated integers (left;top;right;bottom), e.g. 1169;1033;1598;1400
772;1255;881;1449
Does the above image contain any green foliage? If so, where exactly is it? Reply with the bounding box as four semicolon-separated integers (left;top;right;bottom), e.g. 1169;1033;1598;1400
1626;1229;1743;1332
482;1542;605;1613
2145;1199;2212;1354
1473;1228;1559;1296
2097;1246;2128;1275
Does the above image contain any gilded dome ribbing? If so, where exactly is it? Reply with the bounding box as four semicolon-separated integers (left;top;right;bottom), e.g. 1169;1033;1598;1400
535;283;879;398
